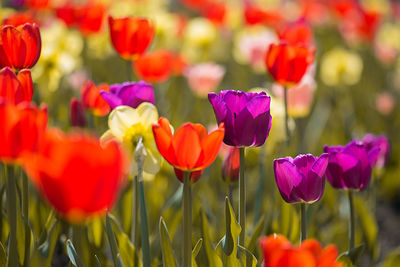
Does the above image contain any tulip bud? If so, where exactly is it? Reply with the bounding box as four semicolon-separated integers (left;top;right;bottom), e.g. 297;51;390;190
70;98;86;127
222;147;240;184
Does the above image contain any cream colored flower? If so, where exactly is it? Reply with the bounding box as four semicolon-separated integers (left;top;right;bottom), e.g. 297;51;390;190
102;103;161;175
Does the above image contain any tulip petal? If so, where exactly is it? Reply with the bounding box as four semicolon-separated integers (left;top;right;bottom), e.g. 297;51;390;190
273;158;303;202
172;123;202;170
208;92;228;123
198;123;225;169
17;69;33;102
100;90;123;109
152;118;176;166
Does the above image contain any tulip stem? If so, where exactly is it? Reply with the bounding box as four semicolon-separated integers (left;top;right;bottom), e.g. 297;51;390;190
135;137;151;267
22;169;31;267
6;165;19;267
348;190;355;250
300;203;307;242
284;87;290;144
183;171;192;267
238;147;246;247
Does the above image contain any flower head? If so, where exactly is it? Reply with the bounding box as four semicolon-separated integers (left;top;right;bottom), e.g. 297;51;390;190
266;43;315;87
81;81;110;116
0;67;33;104
222;146;240;184
22;129;128;223
108;16;154;60
70;98;86;128
208;90;271;147
361;134;390;169
0;101;47;163
133;50;175;83
260;234;343;267
152;117;225;182
100;81;155;110
324;141;380;191
102;103;161;175
274;153;328;203
0;23;41;70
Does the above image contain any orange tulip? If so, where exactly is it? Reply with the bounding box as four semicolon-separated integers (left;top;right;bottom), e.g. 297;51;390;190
152;117;225;182
81;81;110;116
108;16;155;60
260;234;343;267
22;129;128;223
0;101;47;163
0;67;33;104
0;23;41;70
134;50;175;83
3;12;36;27
266;43;315;87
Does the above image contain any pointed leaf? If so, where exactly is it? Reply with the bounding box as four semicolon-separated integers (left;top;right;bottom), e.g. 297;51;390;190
246;216;265;254
192;239;203;267
31;218;60;267
338;244;364;266
105;215;124;267
238;245;258;267
200;210;223;267
159;217;178;267
95;255;101;267
0;241;6;267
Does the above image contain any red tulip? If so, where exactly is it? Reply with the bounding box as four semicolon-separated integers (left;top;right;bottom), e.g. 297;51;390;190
222;146;240;183
0;101;47;163
134;50;175;83
0;23;41;70
81;81;110;116
277;19;314;47
3;12;36;27
201;2;227;26
244;3;284;29
108;16;155;60
152;117;225;182
0;67;33;104
22;129;128;222
266;43;315;87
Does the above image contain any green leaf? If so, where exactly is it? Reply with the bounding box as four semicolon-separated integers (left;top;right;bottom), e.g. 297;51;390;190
354;196;379;259
338;244;364;266
192;238;203;267
105;215;124;267
238;245;257;267
66;239;83;267
159;217;178;267
216;197;242;267
246;216;265;254
30;218;60;267
380;247;400;267
200;210;223;267
108;214;140;267
94;255;101;267
0;241;6;267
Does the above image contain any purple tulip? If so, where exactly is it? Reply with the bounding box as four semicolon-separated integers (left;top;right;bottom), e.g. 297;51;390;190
324;141;380;191
100;81;155;110
273;153;329;203
208;90;272;147
361;134;390;169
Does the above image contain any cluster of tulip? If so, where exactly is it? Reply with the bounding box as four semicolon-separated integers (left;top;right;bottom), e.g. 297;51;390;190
0;0;397;267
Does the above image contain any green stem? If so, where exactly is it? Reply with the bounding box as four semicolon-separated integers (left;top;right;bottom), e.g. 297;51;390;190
284;87;290;144
138;168;150;267
105;214;123;267
300;203;307;242
348;190;355;250
6;165;19;267
131;176;139;244
22;170;31;267
183;171;192;267
238;147;246;247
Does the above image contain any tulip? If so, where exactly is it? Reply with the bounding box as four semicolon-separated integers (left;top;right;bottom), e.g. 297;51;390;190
133;50;175;83
259;234;343;267
152;117;224;267
81;81;110;116
274;153;328;241
70;98;86;127
324;140;380;250
222;146;240;184
184;62;225;98
3;11;36;27
0;101;47;163
244;3;284;28
266;43;315;88
324;141;379;191
22;129;128;223
361;134;390;169
0;23;41;70
208;89;271;246
100;80;155;111
0;67;33;104
108;16;155;60
277;19;314;46
208;90;272;147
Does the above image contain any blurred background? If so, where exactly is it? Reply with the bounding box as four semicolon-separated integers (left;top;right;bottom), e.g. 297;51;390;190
1;0;400;266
